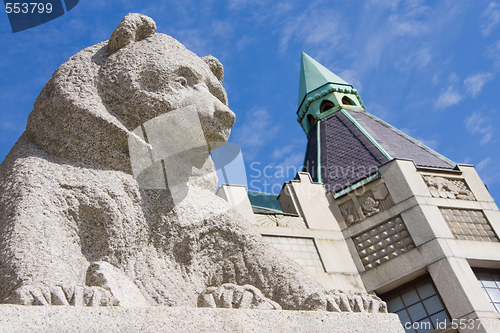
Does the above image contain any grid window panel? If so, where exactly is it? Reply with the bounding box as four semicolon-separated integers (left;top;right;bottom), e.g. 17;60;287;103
383;278;450;332
387;297;404;312
423;295;442;315
440;208;498;242
352;216;415;270
416;283;434;299
475;270;500;312
262;236;325;274
402;289;420;306
407;303;427;322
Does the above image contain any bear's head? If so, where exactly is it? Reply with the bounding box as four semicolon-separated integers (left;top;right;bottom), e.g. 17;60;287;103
25;14;235;176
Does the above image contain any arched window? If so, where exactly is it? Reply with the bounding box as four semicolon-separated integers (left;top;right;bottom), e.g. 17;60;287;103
342;96;355;106
320;100;335;113
307;114;315;126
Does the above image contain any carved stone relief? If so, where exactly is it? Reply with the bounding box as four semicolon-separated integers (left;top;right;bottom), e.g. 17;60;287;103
423;175;475;201
361;197;380;217
339;183;394;227
254;214;307;229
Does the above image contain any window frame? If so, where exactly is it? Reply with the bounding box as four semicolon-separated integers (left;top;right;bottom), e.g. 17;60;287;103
320;100;335;113
473;268;500;313
341;95;356;106
380;275;451;332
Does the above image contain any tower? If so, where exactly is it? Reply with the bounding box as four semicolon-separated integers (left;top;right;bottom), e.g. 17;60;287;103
299;52;455;193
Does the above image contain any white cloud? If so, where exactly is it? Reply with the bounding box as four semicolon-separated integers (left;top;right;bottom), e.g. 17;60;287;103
448;72;459;84
395;48;432;70
365;0;402;11
476;157;491;171
435;86;462;110
0;120;24;134
352;0;452;74
389;15;430;37
464;73;493;98
487;40;500;69
362;35;387;68
272;145;295;160
415;138;439;150
481;2;500;36
369;103;391;120
247;145;305;194
412;48;432;67
235;35;257;53
399;127;412;135
211;20;233;38
173;29;208;55
465;112;494;144
227;0;267;11
432;74;439;85
232;108;279;160
338;69;363;91
278;8;347;56
276;153;304;177
259;150;305;189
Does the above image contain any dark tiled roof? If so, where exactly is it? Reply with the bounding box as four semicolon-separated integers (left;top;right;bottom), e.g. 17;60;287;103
303;112;389;193
346;110;456;169
302;109;455;194
302;124;319;182
320;112;389;192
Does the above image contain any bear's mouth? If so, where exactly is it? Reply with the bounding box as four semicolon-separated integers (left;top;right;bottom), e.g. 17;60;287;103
206;134;231;153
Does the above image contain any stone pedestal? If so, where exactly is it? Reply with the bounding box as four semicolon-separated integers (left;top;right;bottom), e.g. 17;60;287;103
0;305;404;333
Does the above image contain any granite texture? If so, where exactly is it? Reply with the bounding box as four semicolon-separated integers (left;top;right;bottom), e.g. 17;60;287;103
304;111;387;192
0;305;405;333
0;13;389;317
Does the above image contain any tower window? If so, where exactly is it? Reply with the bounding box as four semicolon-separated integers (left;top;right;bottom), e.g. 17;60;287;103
342;96;355;106
307;114;315;125
320;100;335;113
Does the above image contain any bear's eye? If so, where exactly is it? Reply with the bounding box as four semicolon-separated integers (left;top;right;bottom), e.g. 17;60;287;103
175;66;201;87
175;77;188;87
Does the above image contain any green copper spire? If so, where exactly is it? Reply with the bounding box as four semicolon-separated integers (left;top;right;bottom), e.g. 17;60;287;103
298;52;351;107
296;53;366;134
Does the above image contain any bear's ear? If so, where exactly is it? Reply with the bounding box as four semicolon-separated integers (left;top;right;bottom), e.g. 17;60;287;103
202;55;224;83
108;13;156;54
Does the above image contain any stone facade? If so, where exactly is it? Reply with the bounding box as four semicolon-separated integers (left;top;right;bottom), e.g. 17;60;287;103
220;161;500;332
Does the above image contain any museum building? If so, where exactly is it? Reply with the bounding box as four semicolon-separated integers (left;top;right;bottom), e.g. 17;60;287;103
216;53;500;333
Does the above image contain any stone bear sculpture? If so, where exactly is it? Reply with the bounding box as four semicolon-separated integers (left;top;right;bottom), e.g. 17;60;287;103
0;13;385;313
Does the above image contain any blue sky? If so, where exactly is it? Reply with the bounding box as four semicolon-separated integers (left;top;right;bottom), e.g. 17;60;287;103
1;0;499;203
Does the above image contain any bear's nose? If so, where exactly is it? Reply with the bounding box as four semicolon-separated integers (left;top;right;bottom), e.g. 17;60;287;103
214;102;235;128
